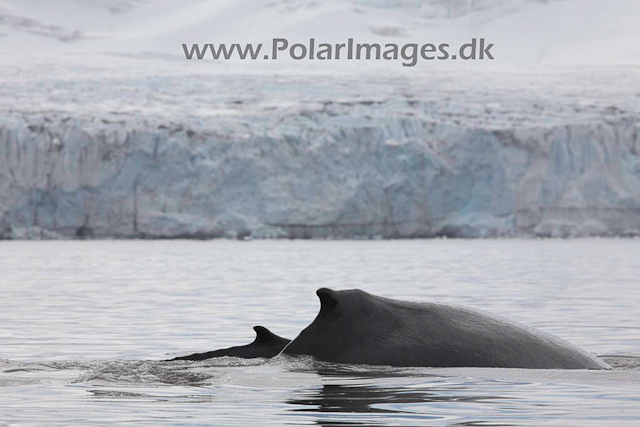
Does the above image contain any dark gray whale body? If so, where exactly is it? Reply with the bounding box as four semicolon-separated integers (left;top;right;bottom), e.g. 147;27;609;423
171;326;290;361
282;288;610;370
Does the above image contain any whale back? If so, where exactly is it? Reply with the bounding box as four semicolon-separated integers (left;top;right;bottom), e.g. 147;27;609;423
283;288;609;369
171;326;290;361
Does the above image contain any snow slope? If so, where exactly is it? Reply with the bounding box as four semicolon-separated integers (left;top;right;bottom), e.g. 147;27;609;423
1;0;639;66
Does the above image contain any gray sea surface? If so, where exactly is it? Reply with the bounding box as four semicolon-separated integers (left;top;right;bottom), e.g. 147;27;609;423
0;239;639;425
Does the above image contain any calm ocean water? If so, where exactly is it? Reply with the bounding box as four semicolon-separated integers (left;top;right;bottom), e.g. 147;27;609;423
0;239;639;425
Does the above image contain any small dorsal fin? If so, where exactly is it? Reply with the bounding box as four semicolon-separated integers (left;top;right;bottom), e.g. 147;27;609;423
317;288;339;310
253;326;278;344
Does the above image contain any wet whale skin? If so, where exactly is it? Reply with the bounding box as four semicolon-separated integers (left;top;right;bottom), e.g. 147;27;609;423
171;326;290;361
283;288;610;370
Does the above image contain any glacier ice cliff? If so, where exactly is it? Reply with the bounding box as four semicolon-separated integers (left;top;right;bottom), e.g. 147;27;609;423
1;67;640;239
1;109;639;239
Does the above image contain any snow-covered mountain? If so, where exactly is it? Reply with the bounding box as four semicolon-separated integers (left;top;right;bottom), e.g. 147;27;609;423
0;0;639;239
1;0;639;65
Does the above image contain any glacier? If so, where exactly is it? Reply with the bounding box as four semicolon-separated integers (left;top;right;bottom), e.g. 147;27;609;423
1;68;639;240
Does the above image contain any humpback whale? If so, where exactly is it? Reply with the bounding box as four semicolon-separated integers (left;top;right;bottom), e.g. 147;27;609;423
171;326;290;361
282;288;609;369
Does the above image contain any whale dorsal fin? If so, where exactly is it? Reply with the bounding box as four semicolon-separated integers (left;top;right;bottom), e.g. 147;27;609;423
317;288;338;310
253;326;279;344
